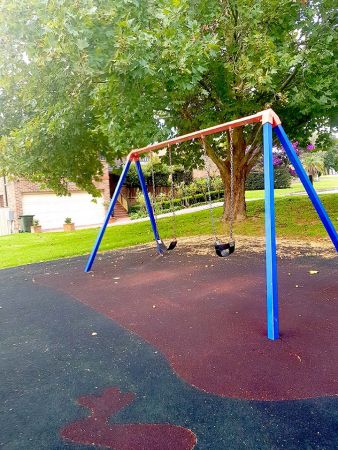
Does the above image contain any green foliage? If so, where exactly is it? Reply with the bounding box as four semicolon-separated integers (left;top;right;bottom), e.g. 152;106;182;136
125;160;193;187
0;0;110;195
143;157;170;186
273;166;292;189
0;0;337;204
246;167;291;190
211;176;224;192
177;176;223;198
129;189;223;218
173;168;193;184
324;144;338;172
245;172;265;191
301;151;325;177
125;165;141;187
134;190;147;216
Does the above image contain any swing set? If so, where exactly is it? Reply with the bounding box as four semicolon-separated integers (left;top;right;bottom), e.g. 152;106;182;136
85;109;338;341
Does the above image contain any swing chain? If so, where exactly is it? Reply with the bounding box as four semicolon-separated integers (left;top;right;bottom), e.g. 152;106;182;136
229;128;234;242
168;145;177;239
150;151;158;222
201;136;218;242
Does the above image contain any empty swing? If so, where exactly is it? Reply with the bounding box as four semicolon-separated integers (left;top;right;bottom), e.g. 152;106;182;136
201;131;235;257
149;147;177;254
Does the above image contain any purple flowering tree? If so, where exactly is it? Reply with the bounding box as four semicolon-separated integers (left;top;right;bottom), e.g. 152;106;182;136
273;141;317;181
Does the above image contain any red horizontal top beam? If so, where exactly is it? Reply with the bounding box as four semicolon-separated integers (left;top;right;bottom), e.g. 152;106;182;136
128;109;281;160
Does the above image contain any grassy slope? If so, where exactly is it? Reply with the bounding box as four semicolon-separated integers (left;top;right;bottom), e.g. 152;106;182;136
245;175;338;200
0;194;337;270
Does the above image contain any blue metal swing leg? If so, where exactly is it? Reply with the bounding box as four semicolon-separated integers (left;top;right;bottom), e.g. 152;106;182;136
274;125;338;251
135;160;164;253
84;160;132;272
263;122;279;340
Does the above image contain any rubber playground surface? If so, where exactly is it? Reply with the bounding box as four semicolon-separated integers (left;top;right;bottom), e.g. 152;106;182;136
1;240;337;450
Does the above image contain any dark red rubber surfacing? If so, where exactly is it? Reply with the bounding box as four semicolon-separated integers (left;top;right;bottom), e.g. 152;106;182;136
61;387;196;450
38;249;338;401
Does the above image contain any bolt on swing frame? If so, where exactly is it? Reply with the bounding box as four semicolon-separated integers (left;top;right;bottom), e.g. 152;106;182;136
85;109;338;340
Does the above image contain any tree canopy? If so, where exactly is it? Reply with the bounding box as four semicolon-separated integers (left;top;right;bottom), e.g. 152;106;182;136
0;0;337;206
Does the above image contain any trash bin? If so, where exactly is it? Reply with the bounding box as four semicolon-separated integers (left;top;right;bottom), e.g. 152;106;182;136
19;215;34;233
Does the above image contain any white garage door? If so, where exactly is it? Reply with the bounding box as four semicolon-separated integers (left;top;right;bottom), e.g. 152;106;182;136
22;192;105;230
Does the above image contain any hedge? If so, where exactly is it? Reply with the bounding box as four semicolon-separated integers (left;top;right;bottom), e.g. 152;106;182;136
124;163;193;188
245;172;265;190
246;166;291;190
129;190;223;214
274;166;292;189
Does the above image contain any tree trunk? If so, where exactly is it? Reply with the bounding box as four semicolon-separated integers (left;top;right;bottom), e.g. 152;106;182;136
203;126;251;222
221;168;247;221
222;127;248;221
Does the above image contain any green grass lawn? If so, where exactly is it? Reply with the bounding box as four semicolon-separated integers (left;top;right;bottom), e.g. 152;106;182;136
0;194;337;270
245;175;338;200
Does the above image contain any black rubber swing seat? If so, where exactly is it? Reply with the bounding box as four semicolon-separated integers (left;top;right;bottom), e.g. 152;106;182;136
167;239;177;251
156;239;177;254
214;241;235;257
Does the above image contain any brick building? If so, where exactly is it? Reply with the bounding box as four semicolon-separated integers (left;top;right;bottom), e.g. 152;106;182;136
0;164;113;232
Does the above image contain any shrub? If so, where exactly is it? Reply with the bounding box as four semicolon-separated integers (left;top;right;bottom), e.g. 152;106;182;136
274;166;292;189
324;146;338;172
173;168;193;184
125;162;194;189
129;190;223;218
246;167;291;190
245;172;265;190
152;172;170;186
125;165;141;187
134;190;147;215
211;176;224;192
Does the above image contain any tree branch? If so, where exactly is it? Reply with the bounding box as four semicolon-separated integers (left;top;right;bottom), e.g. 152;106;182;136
255;64;300;107
200;136;228;177
279;66;299;93
241;123;262;166
198;79;223;110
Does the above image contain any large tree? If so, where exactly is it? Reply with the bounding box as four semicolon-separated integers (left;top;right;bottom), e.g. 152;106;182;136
0;0;337;216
